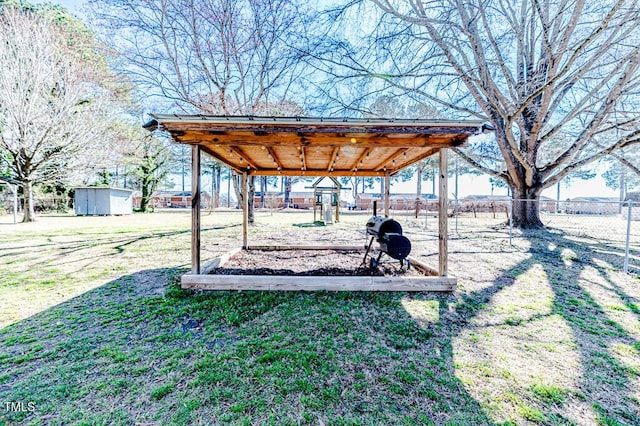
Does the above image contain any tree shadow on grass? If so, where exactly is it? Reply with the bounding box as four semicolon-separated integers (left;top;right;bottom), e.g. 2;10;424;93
3;226;636;425
1;267;495;425
441;227;640;424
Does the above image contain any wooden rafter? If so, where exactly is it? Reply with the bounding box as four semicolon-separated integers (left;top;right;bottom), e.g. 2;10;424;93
391;148;439;171
374;148;409;171
249;169;385;177
350;148;373;172
231;145;259;171
327;147;340;172
199;146;242;173
265;147;282;171
300;146;307;171
147;115;484;178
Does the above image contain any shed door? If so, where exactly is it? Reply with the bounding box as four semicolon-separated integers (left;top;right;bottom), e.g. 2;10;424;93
87;189;96;215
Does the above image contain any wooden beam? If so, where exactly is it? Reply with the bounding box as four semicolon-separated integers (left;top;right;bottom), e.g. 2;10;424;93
407;256;438;276
374;148;409;171
181;274;457;292
191;145;201;274
199;146;242;174
265;146;283;171
201;247;243;274
161;121;482;135
390;148;439;172
384;171;390;218
249;169;386;177
350;147;373;172
231;145;259;171
247;244;363;251
439;149;448;277
327;147;340;172
242;172;248;249
300;146;307;172
182;133;465;148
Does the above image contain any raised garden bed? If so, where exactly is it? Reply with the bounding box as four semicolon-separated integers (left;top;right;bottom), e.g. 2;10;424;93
181;246;455;292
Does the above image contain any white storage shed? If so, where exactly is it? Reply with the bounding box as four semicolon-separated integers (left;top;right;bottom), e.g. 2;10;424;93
74;187;133;216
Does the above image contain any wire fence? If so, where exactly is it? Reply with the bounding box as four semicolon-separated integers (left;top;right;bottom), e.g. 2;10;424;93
3;190;638;275
384;198;638;275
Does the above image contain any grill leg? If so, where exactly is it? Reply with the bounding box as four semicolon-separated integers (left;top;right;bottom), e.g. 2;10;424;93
363;237;375;266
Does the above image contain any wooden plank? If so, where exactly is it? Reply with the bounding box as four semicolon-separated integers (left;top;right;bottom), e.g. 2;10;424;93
327;147;340;171
201;247;243;274
390;147;440;172
249;169;387;177
186;133;464;148
407;256;438;276
231;145;260;171
350;147;373;172
439;148;448;277
246;245;364;251
266;146;283;171
198;146;242;174
191;146;201;274
181;274;457;292
161;120;483;135
374;148;410;171
301;146;307;171
242;172;248;249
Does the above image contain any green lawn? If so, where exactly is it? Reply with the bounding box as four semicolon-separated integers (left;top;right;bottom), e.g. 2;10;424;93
0;210;639;425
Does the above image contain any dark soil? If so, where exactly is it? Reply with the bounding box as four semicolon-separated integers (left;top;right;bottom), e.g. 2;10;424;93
212;249;423;276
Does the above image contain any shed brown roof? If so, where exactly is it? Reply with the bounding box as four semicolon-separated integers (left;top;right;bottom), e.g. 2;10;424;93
144;115;485;177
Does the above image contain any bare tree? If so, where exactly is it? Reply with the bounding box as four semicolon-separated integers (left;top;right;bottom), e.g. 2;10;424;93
315;0;640;227
89;0;309;222
0;7;118;221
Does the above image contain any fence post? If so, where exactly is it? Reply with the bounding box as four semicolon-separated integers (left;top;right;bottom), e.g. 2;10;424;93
624;201;632;274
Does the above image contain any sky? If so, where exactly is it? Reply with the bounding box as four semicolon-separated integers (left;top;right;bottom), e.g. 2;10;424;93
26;0;624;201
30;0;83;13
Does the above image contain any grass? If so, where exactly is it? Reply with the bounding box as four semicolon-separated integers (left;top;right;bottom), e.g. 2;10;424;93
0;209;639;424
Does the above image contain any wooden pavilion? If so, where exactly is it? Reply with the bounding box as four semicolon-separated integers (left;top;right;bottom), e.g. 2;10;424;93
143;115;486;291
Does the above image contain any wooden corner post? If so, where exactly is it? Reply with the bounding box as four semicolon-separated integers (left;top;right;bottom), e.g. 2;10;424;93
191;145;201;274
242;172;248;249
384;171;390;218
438;149;448;277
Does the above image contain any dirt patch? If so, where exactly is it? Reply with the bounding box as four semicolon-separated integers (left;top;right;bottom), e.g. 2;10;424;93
212;249;423;276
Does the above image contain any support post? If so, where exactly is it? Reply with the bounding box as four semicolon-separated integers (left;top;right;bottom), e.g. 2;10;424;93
191;146;201;274
438;149;448;277
242;172;248;249
384;171;390;218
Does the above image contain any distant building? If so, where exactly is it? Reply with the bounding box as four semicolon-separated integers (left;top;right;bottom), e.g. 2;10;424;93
354;193;438;211
563;197;619;215
132;191;212;209
74;187;133;216
254;191;317;209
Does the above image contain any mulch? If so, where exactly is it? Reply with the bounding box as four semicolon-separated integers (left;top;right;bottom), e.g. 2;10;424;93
211;249;422;276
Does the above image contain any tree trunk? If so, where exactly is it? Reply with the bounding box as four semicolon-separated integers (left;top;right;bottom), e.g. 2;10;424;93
140;171;152;213
284;177;291;206
232;173;242;209
260;176;266;208
22;179;36;222
512;187;544;228
212;163;221;209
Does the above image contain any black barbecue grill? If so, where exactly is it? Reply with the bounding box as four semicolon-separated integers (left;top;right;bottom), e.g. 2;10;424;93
363;203;411;269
